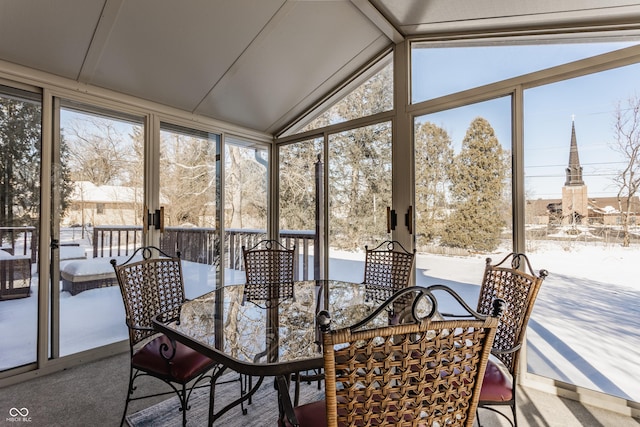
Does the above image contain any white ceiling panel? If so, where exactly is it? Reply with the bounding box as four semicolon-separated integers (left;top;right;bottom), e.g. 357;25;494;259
88;0;286;113
195;1;386;133
1;0;640;135
0;0;105;79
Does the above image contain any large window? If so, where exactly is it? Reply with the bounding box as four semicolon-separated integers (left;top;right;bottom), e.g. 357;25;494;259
57;103;144;357
224;136;269;285
0;86;41;371
328;122;393;282
279;137;323;280
524;63;640;402
299;59;393;133
413;97;512;294
411;40;640;103
160;123;221;298
411;39;640;405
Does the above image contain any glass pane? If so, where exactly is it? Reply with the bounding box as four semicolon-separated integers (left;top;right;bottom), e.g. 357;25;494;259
0;87;40;371
160;123;220;298
413;98;513;299
58;105;143;356
279;138;323;280
412;41;640;103
524;63;640;402
300;59;393;133
225;137;268;285
328;122;392;282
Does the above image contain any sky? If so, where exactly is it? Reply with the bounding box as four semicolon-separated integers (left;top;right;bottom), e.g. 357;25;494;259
412;40;640;199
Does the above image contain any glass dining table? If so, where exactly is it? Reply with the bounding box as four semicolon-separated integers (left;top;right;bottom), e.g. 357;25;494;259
152;279;399;425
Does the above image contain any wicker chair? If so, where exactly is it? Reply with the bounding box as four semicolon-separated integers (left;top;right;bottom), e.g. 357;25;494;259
362;240;415;302
111;246;217;427
474;253;548;427
242;239;296;306
280;286;503;427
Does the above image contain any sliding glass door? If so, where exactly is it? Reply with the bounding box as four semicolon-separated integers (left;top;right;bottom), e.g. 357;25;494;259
55;102;144;357
159;122;221;298
328;122;393;282
0;86;41;371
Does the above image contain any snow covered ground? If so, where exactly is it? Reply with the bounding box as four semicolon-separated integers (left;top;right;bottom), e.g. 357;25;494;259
1;242;638;403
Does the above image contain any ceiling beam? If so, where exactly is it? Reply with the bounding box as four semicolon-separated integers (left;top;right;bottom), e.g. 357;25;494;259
350;0;404;44
77;0;125;83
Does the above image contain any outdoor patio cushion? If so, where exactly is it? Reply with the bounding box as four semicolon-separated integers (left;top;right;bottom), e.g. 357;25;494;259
479;358;513;402
60;259;116;283
132;334;215;383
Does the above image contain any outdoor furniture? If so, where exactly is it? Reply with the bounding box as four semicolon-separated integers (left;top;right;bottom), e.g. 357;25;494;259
111;246;218;427
242;239;296;305
242;238;302;406
61;258;118;295
152;280;392;426
362;240;415;301
474;253;548;427
279;285;503;427
0;250;32;300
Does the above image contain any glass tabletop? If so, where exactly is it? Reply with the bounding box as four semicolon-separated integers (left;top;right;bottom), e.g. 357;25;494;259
153;280;399;376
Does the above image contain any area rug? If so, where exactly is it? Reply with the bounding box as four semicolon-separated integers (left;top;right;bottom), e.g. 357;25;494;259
127;374;324;427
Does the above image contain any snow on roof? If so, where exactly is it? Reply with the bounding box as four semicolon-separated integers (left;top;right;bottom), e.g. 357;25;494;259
71;181;141;204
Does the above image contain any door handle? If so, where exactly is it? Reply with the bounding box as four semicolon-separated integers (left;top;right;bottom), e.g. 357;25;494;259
145;206;165;232
387;207;397;233
405;206;413;234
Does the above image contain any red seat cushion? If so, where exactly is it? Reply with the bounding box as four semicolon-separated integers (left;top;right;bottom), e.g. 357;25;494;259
280;400;326;427
480;359;513;401
132;335;215;383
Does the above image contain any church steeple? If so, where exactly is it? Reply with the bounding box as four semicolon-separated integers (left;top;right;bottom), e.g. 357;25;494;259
565;118;584;186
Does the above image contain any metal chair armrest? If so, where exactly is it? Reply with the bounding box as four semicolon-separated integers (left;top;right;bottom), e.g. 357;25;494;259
491;343;521;356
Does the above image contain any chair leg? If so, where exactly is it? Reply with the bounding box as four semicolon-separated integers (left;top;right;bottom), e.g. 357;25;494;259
181;383;188;427
239;374;248;415
294;372;301;407
120;368;135;427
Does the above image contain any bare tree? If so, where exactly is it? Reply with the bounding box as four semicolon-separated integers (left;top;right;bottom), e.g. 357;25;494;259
612;94;640;247
64;117;130;185
414;121;454;245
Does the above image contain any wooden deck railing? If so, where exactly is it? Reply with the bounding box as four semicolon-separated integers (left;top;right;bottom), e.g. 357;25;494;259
92;226;316;281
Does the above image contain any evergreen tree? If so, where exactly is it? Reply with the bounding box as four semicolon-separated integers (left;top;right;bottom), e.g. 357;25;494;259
326;67;393;248
441;117;507;251
279;140;322;231
0;98;42;227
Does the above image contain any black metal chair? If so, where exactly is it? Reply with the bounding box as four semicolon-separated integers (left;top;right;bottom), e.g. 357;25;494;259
241;239;306;405
111;246;217;427
362;240;416;301
241;239;296;306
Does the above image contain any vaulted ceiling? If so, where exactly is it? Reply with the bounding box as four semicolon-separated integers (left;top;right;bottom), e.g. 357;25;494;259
1;0;639;136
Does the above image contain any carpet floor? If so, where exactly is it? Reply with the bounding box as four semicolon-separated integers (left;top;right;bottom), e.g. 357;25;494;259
127;374;324;427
